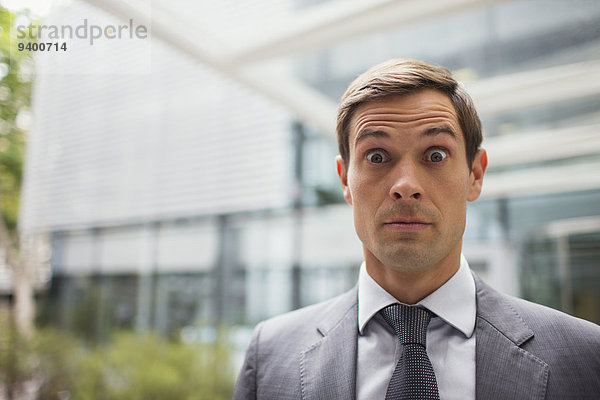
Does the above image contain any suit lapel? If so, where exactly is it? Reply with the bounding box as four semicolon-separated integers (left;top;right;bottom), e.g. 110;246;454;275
300;288;358;400
297;274;552;399
473;274;549;399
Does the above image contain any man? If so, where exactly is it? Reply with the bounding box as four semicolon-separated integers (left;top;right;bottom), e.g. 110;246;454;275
233;59;600;399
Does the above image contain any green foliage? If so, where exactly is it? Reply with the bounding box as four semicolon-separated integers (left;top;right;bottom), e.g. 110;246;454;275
76;331;235;400
0;306;34;398
0;319;235;400
0;6;34;236
32;327;84;400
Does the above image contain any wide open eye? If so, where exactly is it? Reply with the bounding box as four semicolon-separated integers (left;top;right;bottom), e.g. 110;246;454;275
426;148;448;163
366;149;388;164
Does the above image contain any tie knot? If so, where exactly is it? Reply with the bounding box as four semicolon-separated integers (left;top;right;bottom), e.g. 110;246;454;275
380;304;432;346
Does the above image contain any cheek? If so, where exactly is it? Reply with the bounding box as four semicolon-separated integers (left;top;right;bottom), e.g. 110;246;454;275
350;175;383;210
439;176;468;196
430;172;470;207
347;169;371;196
348;174;380;220
439;180;469;221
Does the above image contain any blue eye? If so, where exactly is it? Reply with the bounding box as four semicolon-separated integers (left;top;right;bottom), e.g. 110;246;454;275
426;149;447;163
366;150;387;163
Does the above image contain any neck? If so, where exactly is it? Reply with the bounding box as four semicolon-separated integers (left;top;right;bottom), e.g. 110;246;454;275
365;250;461;304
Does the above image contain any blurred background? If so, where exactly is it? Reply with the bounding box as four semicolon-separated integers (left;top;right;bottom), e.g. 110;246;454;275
1;0;600;398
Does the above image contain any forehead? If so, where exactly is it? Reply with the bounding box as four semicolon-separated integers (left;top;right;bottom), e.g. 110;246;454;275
349;89;463;145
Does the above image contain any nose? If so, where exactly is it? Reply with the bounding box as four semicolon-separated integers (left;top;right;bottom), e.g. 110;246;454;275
389;161;423;200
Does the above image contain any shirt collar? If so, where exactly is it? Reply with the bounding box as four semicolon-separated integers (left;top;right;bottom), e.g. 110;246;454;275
357;254;476;338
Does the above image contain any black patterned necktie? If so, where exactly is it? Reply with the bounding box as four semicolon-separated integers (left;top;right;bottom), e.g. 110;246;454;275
379;304;440;400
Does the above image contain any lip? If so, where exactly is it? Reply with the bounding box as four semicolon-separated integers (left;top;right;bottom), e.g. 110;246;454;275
383;219;431;231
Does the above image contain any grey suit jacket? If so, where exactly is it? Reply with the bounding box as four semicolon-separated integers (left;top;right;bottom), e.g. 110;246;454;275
234;274;600;399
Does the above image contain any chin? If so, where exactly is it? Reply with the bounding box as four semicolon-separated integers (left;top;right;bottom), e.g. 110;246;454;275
374;246;438;272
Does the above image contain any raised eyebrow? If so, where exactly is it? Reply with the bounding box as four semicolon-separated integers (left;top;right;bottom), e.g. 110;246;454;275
422;126;457;139
354;129;390;146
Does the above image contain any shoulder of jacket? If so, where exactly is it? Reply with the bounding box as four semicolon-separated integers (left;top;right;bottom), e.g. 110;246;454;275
508;294;600;337
474;272;600;345
255;287;357;343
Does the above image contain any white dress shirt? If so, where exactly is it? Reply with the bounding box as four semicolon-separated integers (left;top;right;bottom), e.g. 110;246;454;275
357;254;476;400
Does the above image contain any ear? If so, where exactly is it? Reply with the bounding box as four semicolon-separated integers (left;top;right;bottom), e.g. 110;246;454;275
336;155;353;205
467;149;487;202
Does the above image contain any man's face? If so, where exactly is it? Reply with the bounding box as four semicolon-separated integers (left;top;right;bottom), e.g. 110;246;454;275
336;89;486;275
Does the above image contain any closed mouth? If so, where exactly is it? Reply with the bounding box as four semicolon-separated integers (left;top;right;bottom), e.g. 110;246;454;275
383;219;431;230
384;219;430;225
